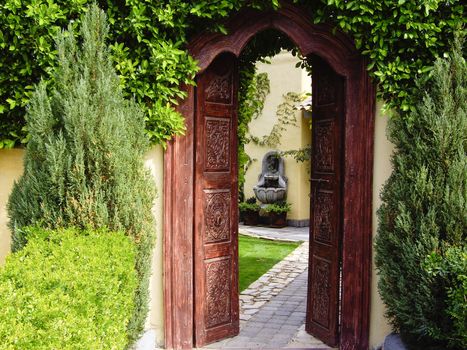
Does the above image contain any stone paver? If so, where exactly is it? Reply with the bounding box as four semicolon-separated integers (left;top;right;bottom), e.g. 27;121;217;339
239;224;309;242
239;242;308;322
286;324;335;349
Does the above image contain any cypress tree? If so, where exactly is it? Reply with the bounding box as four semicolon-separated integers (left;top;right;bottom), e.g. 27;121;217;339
7;5;155;344
375;38;466;349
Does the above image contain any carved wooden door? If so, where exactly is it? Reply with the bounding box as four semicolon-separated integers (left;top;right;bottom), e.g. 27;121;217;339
193;53;239;347
306;55;345;347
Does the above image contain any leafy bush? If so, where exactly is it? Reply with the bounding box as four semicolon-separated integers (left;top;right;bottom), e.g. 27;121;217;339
7;5;155;343
0;227;137;350
424;247;467;348
263;201;291;214
375;39;466;349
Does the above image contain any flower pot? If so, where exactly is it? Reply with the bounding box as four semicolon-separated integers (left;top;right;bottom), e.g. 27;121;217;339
243;209;259;226
268;212;287;228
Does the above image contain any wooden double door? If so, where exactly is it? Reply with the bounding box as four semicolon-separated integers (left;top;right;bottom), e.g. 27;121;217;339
193;53;344;348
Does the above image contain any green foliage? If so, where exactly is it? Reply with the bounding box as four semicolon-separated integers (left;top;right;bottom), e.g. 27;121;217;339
239;201;261;213
375;40;466;349
250;92;306;148
7;6;155;343
304;0;465;114
424;247;467;348
0;227;137;350
2;1;463;148
281;145;311;163
263;201;291;214
0;0;280;148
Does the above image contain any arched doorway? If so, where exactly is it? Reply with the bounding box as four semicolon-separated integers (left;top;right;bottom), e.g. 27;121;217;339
164;3;375;349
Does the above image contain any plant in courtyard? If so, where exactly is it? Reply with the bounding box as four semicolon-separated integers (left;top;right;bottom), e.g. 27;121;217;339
239;197;261;226
239;198;261;212
263;201;292;214
0;227;137;349
249;92;307;148
375;38;466;349
7;5;155;344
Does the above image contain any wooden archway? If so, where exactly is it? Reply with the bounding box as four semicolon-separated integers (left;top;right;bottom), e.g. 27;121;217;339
164;2;375;349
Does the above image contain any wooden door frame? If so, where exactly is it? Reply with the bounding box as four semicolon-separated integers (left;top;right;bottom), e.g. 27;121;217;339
163;2;375;349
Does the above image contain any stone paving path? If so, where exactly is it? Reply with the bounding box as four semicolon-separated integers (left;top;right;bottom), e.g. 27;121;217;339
239;242;309;323
204;239;331;349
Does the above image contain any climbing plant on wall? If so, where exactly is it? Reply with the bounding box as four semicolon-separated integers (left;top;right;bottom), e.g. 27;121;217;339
0;0;464;148
249;91;308;148
237;69;270;198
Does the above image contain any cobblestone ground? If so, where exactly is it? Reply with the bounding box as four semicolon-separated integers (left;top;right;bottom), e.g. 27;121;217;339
204;240;331;349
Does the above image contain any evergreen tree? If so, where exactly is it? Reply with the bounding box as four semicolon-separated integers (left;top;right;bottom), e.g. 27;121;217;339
7;5;155;344
375;38;466;349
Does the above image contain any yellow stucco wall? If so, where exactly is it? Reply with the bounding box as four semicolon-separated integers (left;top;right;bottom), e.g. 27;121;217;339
244;51;311;222
144;147;165;345
369;102;394;347
0;148;24;264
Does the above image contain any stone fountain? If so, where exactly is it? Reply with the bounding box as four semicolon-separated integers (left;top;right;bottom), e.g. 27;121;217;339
253;151;287;204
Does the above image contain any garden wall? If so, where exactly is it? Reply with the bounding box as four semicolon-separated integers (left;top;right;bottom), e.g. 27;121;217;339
0;111;394;347
370;102;394;346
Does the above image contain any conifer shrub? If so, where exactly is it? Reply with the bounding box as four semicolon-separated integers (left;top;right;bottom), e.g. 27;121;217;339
7;5;155;344
0;227;137;349
375;39;466;349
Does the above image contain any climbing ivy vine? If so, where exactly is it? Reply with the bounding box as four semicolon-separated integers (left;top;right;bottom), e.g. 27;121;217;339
249;92;308;148
237;68;271;198
0;0;464;148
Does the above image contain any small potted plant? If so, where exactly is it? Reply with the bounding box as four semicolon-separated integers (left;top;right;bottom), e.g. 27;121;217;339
263;201;291;228
239;197;261;226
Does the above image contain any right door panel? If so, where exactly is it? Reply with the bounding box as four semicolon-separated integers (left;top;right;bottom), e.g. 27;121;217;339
306;55;345;347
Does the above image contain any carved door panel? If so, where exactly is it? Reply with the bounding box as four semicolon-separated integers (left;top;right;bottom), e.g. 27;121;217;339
193;53;239;347
306;55;345;347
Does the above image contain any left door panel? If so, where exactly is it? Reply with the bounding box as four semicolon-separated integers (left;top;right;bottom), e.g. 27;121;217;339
193;53;239;347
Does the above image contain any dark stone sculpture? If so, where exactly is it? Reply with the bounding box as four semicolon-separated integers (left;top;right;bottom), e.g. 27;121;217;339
253;151;287;204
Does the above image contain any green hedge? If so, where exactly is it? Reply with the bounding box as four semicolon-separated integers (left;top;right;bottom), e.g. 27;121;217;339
0;227;137;349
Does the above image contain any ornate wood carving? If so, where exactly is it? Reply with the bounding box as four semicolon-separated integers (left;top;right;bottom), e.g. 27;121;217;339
314;121;334;172
205;75;232;104
313;191;334;244
205;258;232;328
205;118;230;171
205;191;231;243
311;257;331;328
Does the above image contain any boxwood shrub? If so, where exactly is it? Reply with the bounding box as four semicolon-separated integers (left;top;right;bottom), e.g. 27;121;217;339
0;227;137;349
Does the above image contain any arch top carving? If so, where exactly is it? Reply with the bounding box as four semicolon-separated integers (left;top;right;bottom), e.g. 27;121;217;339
188;2;360;77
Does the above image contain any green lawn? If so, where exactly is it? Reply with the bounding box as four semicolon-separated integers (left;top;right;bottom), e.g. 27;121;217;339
238;235;301;292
